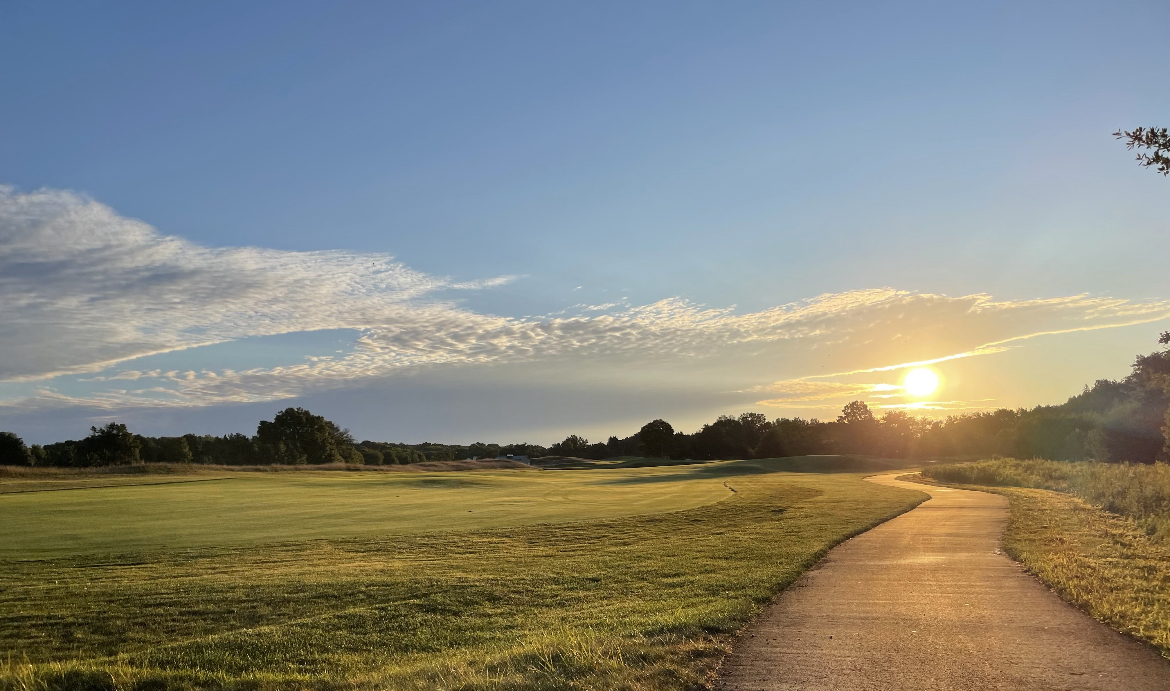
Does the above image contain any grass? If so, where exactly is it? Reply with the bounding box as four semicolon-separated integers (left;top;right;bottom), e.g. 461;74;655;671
919;458;1170;658
0;457;925;690
0;464;733;559
923;458;1170;543
537;455;923;472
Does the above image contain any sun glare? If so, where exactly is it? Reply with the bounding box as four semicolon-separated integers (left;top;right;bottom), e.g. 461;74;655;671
903;367;939;397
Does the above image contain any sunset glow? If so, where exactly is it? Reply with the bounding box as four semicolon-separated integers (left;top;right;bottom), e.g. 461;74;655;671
903;368;940;397
0;3;1167;447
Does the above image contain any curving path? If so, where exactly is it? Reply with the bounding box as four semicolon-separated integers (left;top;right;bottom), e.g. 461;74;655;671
718;473;1170;690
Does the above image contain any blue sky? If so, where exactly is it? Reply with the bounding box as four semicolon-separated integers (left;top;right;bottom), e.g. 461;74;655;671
1;1;1168;444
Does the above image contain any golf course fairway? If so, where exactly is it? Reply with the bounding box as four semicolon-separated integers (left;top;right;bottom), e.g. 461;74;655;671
0;464;735;558
0;458;926;690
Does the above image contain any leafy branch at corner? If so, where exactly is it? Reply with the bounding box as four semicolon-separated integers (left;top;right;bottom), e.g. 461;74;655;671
1114;127;1170;176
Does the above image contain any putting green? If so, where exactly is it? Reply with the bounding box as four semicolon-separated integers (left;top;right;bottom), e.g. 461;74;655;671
0;465;735;559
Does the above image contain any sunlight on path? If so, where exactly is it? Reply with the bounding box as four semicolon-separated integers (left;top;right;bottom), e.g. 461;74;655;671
718;473;1170;690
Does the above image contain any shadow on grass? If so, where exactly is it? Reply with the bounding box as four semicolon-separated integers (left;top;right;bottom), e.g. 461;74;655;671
595;456;921;485
392;476;494;488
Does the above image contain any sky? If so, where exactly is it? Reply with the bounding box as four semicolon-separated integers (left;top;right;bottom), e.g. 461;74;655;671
1;0;1168;445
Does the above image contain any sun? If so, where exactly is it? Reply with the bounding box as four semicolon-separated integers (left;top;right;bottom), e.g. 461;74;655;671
903;367;940;397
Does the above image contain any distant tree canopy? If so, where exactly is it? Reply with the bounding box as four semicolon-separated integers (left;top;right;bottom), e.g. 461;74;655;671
1115;127;1170;176
627;332;1170;464
6;334;1170;468
256;407;359;465
0;432;32;466
81;423;142;466
548;434;590;456
756;417;822;459
5;410;549;468
838;401;875;424
139;436;193;465
638;419;674;458
31;422;144;468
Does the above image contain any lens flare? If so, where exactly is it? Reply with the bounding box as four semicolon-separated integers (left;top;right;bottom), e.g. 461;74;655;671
903;368;939;397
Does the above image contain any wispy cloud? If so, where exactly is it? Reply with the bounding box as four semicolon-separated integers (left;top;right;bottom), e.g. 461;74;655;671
5;185;1170;414
0;185;512;381
752;381;900;405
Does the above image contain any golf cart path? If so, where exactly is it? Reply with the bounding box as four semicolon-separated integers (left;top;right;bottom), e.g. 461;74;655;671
717;473;1170;690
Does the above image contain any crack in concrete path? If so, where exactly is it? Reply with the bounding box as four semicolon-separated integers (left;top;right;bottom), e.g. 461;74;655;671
717;473;1170;690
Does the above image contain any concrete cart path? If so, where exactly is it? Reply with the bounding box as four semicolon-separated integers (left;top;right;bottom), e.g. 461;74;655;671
717;473;1170;690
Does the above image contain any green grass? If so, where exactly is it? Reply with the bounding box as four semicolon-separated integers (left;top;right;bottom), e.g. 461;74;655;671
917;459;1170;659
0;465;735;559
0;458;926;690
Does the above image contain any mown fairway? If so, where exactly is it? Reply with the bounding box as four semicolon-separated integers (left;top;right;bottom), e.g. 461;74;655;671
0;458;925;690
0;466;734;559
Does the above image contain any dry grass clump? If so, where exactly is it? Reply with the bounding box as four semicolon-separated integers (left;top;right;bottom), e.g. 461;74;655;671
996;487;1170;656
924;458;1170;543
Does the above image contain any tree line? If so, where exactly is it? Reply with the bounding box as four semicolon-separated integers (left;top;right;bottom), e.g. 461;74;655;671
536;331;1170;464
0;406;554;468
600;332;1169;463
2;333;1168;468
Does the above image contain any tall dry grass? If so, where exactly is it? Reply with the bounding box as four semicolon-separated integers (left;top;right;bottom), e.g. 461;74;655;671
924;458;1170;543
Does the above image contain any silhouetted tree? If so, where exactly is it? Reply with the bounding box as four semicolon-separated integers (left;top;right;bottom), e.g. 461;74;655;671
79;423;141;466
756;417;827;458
638;419;674;458
213;433;260;465
692;416;755;459
669;431;694;459
834;401;880;454
41;441;80;467
878;411;921;458
501;442;546;458
549;434;590;456
837;401;874;424
138;436;193;464
0;432;33;466
737;412;771;449
1115;127;1170;176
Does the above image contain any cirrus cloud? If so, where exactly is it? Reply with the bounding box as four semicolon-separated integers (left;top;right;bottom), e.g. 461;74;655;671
0;185;511;381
